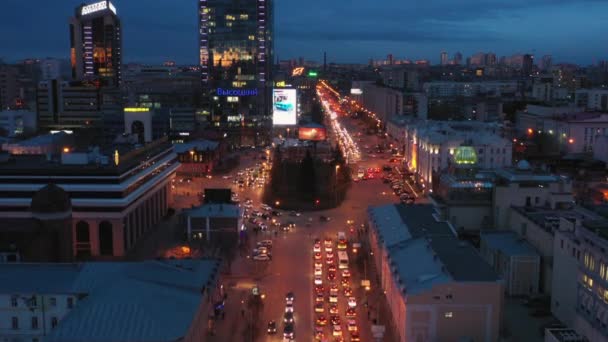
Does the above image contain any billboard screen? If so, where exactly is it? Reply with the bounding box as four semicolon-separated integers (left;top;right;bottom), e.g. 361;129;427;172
273;88;297;125
299;127;327;141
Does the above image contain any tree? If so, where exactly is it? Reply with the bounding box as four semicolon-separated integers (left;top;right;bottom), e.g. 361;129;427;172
299;149;316;200
310;100;324;124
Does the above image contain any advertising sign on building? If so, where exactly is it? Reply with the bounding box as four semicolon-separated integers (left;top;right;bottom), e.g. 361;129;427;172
298;126;327;141
272;88;297;125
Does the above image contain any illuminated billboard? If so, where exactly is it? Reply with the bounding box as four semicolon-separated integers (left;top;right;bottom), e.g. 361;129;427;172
350;88;363;95
81;1;116;16
299;126;327;141
273;89;297;125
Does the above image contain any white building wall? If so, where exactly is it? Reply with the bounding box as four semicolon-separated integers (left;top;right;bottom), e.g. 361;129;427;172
551;230;581;326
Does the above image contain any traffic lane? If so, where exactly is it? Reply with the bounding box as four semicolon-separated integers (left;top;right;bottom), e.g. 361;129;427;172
259;218;314;342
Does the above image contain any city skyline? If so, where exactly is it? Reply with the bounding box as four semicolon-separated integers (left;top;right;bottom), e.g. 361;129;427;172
1;0;607;65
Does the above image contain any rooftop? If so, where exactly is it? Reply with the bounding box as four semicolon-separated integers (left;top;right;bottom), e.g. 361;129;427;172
544;328;587;342
173;140;219;154
0;259;220;342
186;203;241;218
369;204;499;292
480;231;540;257
511;206;602;235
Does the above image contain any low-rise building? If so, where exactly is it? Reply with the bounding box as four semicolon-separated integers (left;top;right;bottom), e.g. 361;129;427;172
516;105;608;154
0;259;221;342
174;139;222;177
480;230;541;296
403;120;511;189
575;88;608;112
367;204;503;342
184;203;242;242
0;138;178;260
0;110;36;137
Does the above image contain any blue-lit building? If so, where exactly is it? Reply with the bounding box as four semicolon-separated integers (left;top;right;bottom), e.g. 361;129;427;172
198;0;273;145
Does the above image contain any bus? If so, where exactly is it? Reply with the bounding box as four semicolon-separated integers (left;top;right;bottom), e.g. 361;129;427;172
337;251;349;269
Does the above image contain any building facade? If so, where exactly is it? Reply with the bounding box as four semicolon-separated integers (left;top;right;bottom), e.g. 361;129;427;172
69;1;122;86
367;204;502;342
198;0;273;132
0;138;178;260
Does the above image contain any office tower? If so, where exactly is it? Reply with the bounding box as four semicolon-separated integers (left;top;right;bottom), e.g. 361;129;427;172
523;54;534;75
485;53;497;66
453;52;463;65
440;51;448;66
198;0;273;135
539;55;553;71
387;54;394;65
69;1;122;86
470;52;486;66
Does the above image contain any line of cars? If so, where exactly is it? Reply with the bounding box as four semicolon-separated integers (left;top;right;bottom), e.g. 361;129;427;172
312;235;360;341
252;239;273;261
268;291;297;340
232;164;268;190
383;170;415;204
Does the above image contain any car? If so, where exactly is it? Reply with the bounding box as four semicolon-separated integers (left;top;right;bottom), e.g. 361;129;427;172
314;275;323;285
330;315;341;326
329;293;338;303
328;265;337;273
345;308;356;318
348;297;357;308
257;240;273;248
314;252;322;260
261;204;271;211
314;326;325;340
343;287;353;296
327;304;339;315
267;320;277;334
313;244;322;253
315;292;325;303
327;272;336;281
315;261;323;269
258;223;268;231
329;284;339;293
341;278;349;287
325;244;333;253
271;210;282;216
316;315;328;326
315;284;324;294
253;254;271;261
289;211;301;217
261;213;271;220
326;257;334;265
314;302;324;313
347;319;358;331
283;323;295;339
342;269;351;278
285;303;294;313
315;267;323;276
286;292;295;303
326;251;334;260
284;311;294;324
332;325;343;337
320;215;331;222
248;218;258;225
253;246;268;255
350;331;361;341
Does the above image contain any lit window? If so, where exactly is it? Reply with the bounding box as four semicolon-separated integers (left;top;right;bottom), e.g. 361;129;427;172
601;263;606;280
239;14;249;20
444;312;453;318
227;96;239;103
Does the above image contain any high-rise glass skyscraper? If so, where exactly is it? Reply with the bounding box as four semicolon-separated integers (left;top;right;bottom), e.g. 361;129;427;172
70;1;122;86
198;0;273;140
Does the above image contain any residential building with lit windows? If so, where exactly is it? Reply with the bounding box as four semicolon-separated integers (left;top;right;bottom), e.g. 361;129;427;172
69;1;121;86
552;219;608;342
367;204;503;342
0;138;178;261
516;105;608;153
198;0;273;145
0;259;221;342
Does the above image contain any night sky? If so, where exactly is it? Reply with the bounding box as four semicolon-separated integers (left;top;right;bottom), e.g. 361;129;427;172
1;0;606;65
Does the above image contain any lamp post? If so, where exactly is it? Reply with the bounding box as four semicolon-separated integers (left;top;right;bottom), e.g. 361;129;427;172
335;165;340;205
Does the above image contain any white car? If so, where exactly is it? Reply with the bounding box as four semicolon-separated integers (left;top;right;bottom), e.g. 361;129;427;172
332;325;343;337
285;303;294;313
325;245;333;253
314;275;323;285
329;294;338;303
347;319;358;331
314;267;323;276
261;204;272;211
253;254;271;261
257;240;273;247
313;244;322;253
347;297;357;308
